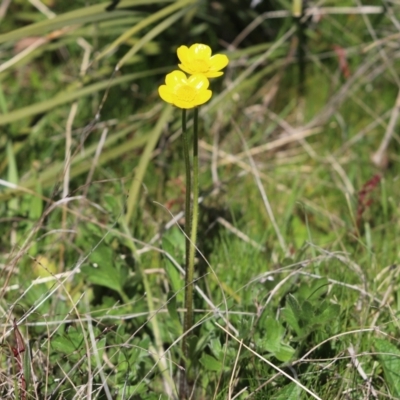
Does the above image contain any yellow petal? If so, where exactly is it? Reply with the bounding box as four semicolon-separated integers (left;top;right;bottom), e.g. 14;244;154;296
174;98;194;109
190;43;212;59
188;74;210;91
178;63;194;75
203;71;223;78
209;54;229;71
158;85;174;104
194;89;212;106
165;70;187;87
177;45;189;64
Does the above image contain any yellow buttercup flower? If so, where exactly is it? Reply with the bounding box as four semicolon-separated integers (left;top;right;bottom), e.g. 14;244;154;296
158;70;212;109
177;44;229;78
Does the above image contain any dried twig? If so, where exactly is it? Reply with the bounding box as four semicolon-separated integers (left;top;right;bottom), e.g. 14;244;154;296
11;319;27;400
371;89;400;168
348;344;378;399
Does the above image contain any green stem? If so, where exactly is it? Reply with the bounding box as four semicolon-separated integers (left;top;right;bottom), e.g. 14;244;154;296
180;107;200;399
180;108;191;399
294;0;306;97
186;106;199;335
181;109;191;291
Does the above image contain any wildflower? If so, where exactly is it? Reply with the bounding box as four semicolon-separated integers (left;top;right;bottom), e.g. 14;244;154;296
177;43;229;78
158;70;212;109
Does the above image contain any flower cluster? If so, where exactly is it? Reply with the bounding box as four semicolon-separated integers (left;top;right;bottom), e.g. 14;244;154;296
158;44;229;109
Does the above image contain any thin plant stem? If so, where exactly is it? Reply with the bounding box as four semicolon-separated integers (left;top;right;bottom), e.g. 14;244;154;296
187;106;199;334
294;2;306;98
180;107;199;399
180;108;191;399
181;109;191;287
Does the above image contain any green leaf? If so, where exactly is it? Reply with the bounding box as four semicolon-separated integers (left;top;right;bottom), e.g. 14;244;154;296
163;227;184;303
200;353;223;372
83;263;123;293
271;382;301;400
6;140;18;211
162;227;185;303
166;290;180;325
51;335;78;355
257;316;295;362
162;227;185;263
374;338;400;397
209;338;222;359
164;256;183;297
318;302;340;325
287;294;301;316
103;193;122;216
188;334;199;360
258;316;284;353
308;278;329;299
300;300;315;323
282;295;302;336
82;246;124;294
275;343;296;362
114;382;147;398
290;215;309;249
91;337;106;367
23;340;32;392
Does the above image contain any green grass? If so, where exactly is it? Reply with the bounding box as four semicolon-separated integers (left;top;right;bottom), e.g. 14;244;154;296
1;0;400;399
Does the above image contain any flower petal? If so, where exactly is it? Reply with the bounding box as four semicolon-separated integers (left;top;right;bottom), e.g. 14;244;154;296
188;74;210;90
204;71;223;78
178;63;194;75
174;98;194;109
165;70;187;87
190;43;211;59
209;54;229;71
158;85;174;104
194;89;212;106
177;46;189;64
